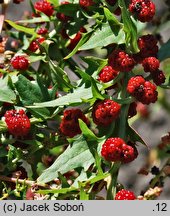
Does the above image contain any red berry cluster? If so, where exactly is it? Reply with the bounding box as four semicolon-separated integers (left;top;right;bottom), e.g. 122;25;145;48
68;27;87;50
115;189;136;200
137;34;158;60
34;0;54;17
98;66;119;83
11;55;29;70
129;0;155;22
37;27;48;35
28;37;45;52
4;109;31;137
108;49;135;72
127;76;158;104
56;1;71;22
79;0;94;8
92;99;121;126
101;138;138;163
59;109;89;138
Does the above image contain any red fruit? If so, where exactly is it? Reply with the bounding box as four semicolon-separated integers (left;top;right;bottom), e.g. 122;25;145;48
4;109;31;137
129;0;155;22
115;189;136;200
92;99;121;126
127;75;145;94
152;70;166;86
28;37;45;52
68;27;86;50
127;76;158;104
79;0;94;7
37;27;48;35
11;55;29;70
142;57;160;72
101;138;138;163
60;109;89;138
108;49;135;72
98;66;119;83
56;1;71;22
137;34;158;59
34;0;54;17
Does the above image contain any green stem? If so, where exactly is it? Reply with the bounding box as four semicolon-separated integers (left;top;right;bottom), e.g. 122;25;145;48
106;162;121;200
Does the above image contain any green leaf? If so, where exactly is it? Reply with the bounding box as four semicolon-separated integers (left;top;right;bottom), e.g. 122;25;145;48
78;119;99;141
158;39;170;61
0;79;16;103
91;78;105;100
0;121;7;133
37;135;95;183
56;3;79;16
104;7;122;27
15;75;51;118
48;0;59;6
29;86;93;108
38;187;77;195
118;0;139;53
64;31;92;59
49;61;73;92
5;20;38;37
81;56;108;76
80;22;125;50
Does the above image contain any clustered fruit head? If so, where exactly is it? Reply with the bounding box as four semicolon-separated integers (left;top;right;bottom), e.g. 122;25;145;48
34;0;54;17
101;138;138;163
4;109;31;137
59;109;89;138
98;66;119;83
108;49;135;72
28;37;45;52
137;34;158;59
37;27;48;35
79;0;95;8
11;55;29;70
129;0;156;22
115;189;136;200
92;99;121;126
127;76;158;105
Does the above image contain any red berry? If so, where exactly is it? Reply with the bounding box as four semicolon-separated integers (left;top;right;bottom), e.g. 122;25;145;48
79;0;94;7
68;27;86;50
56;1;71;22
34;0;54;17
37;27;48;35
101;138;138;163
129;0;155;22
11;55;29;70
4;109;31;137
127;76;158;104
108;49;135;72
142;57;160;72
28;37;45;52
151;70;166;86
115;189;136;200
98;66;119;83
60;109;89;138
92;99;121;126
137;34;158;59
